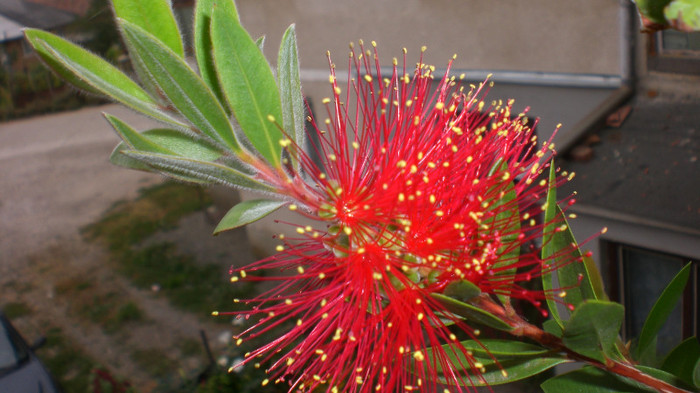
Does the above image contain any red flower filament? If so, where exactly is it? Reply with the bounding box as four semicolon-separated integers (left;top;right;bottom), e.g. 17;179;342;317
222;42;579;393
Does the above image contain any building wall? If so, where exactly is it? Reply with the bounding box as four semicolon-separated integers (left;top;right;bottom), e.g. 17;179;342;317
236;0;623;77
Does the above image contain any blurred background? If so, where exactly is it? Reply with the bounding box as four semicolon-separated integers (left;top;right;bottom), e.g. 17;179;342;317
1;0;698;392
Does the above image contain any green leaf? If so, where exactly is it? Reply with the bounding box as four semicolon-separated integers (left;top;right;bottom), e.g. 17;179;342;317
562;300;624;363
213;199;285;235
442;280;482;303
635;263;692;360
110;143;152;172
541;164;563;327
458;339;551;357
211;4;283;167
584;255;609;301
661;337;700;389
665;0;700;32
24;30;182;127
431;293;513;332
194;0;238;108
277;24;306;171
543;318;563;337
105;114;176;154
490;175;520;305
112;0;184;58
427;339;569;386
542;365;657;393
119;19;240;153
256;36;266;51
634;0;674;26
636;365;697;391
106;115;223;163
140;129;223;162
541;163;597;326
120;150;272;192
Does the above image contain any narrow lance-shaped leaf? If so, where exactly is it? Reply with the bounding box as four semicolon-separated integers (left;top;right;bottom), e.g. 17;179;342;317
427;339;570;386
660;336;700;389
542;163;598;326
483;161;520;306
542;365;656;393
194;0;238;109
119;19;240;153
431;293;513;332
561;300;624;363
113;0;184;99
211;4;284;167
24;30;184;128
635;263;692;360
541;163;563;327
112;0;184;57
214;199;285;235
105;115;223;164
140;129;223;162
105;114;176;154
277;24;306;170
120;150;273;193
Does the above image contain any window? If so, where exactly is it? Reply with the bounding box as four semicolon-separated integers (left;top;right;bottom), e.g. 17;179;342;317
648;30;700;75
604;242;698;356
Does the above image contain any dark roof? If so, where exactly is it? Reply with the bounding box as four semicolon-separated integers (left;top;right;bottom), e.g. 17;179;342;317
0;0;77;32
560;93;700;233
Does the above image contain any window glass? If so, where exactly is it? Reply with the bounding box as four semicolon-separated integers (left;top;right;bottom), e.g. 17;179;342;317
622;247;684;356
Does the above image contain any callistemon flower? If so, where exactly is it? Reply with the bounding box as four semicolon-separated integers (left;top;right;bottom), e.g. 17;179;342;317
223;42;576;392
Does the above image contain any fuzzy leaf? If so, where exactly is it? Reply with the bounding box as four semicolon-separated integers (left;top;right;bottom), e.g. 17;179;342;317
110;143;152;172
194;0;238;108
427;339;569;386
120;150;272;192
214;199;285;234
635;263;692;360
432;293;513;332
562;300;624;363
105;114;175;154
24;30;182;127
119;20;240;152
106;115;223;163
211;5;283;167
660;337;700;388
112;0;184;58
139;129;223;162
277;24;306;170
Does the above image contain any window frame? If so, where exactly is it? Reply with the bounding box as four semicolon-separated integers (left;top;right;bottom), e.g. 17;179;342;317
647;30;700;76
604;241;699;345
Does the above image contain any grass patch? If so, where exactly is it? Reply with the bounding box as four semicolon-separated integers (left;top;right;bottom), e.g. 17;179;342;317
84;181;254;321
131;348;179;378
38;326;102;392
55;276;146;334
2;301;32;318
176;336;203;357
122;243;249;317
83;181;211;251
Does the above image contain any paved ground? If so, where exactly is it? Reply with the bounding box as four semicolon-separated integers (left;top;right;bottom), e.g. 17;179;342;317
0;104;241;390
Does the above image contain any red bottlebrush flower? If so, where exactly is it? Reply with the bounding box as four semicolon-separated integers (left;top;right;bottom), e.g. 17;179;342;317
224;42;576;392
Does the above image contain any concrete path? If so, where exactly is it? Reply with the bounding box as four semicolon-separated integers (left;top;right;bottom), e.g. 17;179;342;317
0;104;162;276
